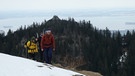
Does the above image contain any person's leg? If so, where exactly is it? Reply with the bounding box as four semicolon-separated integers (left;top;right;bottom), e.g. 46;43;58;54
33;53;36;60
41;51;43;62
48;48;52;64
43;48;49;63
39;49;43;62
30;53;34;60
28;53;33;59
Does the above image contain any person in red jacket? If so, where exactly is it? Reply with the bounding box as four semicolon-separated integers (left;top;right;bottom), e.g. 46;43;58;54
41;29;55;64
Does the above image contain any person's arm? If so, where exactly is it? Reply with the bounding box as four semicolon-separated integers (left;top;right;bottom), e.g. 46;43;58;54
26;41;30;47
52;35;55;51
40;36;44;51
26;41;31;49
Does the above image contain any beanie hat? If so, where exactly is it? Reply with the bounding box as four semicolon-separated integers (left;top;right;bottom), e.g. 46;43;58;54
45;28;51;33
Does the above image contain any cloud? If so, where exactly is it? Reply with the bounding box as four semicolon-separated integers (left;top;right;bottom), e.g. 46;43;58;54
0;30;5;34
0;0;135;11
3;26;13;28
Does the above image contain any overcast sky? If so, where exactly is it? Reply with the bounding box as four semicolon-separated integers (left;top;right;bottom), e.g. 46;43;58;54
0;0;135;11
1;0;135;33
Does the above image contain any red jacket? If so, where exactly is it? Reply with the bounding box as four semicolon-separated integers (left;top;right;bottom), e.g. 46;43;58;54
41;33;55;49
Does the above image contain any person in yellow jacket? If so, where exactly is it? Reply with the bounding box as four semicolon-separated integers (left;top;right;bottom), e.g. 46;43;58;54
26;37;38;60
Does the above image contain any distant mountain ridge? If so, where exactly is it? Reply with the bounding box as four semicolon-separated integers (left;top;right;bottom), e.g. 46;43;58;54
111;29;134;35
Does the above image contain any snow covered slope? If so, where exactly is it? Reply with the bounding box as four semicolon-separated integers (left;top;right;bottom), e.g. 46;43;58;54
0;53;85;76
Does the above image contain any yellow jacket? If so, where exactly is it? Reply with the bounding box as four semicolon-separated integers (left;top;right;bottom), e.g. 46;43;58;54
26;41;38;53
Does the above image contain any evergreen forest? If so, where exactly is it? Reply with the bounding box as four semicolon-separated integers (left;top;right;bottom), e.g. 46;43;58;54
0;16;135;76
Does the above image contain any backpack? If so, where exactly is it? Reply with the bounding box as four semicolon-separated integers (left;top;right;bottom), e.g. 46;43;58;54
24;41;31;50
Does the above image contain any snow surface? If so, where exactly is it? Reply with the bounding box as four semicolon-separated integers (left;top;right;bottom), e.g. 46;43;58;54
0;53;85;76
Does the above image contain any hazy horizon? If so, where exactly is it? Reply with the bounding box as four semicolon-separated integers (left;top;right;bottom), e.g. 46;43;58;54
1;8;135;34
1;8;135;18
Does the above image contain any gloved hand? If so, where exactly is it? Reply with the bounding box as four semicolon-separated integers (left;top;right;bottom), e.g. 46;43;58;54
53;48;55;51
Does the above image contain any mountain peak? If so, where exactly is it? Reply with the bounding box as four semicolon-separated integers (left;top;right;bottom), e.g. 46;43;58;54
51;15;60;20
